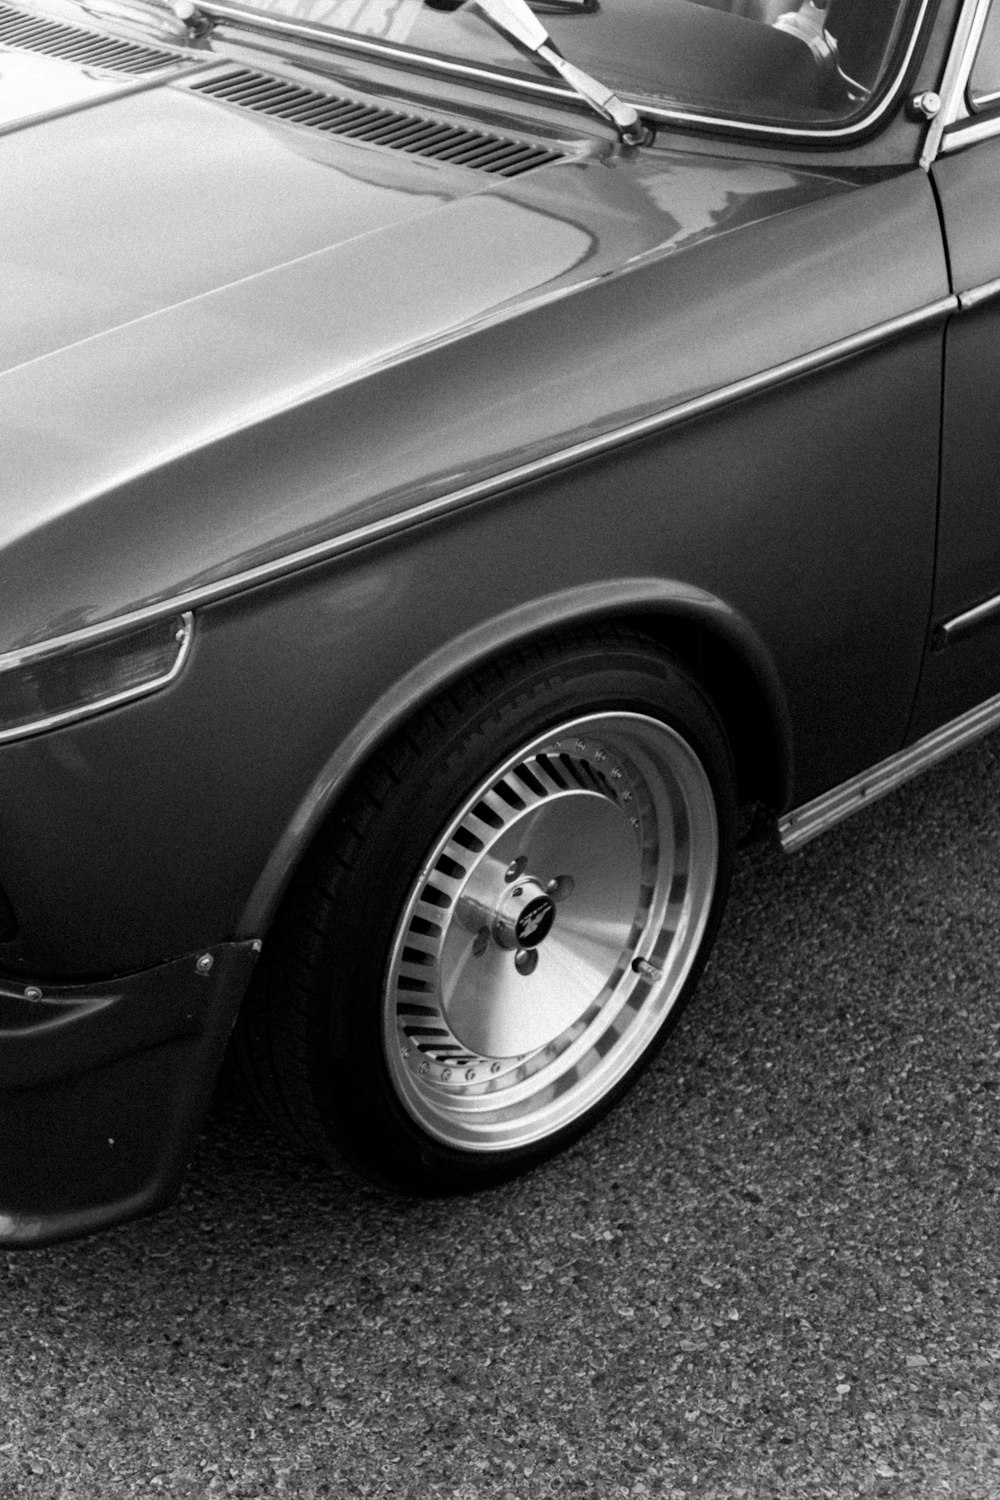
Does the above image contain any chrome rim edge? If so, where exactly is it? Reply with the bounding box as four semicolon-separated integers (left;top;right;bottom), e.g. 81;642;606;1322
383;711;718;1153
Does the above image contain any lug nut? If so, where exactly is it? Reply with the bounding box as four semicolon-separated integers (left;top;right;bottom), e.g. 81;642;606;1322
505;856;527;882
515;948;539;976
472;927;490;957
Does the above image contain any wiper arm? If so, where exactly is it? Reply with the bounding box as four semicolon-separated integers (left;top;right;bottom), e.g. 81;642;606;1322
80;0;644;144
467;0;650;144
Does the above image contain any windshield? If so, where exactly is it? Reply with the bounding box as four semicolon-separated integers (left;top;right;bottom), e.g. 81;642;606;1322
241;0;923;130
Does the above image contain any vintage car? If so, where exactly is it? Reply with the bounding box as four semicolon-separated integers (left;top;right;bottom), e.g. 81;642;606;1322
1;0;998;1244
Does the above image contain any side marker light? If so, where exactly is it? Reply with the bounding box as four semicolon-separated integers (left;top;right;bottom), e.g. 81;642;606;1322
0;612;193;743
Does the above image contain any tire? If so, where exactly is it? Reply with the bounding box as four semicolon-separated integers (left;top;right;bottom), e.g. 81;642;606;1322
235;627;737;1192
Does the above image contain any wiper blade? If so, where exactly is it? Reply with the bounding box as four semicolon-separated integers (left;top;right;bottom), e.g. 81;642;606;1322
467;0;649;144
528;0;598;13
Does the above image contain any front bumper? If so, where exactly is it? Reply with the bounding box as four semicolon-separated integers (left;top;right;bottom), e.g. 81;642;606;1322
0;940;259;1247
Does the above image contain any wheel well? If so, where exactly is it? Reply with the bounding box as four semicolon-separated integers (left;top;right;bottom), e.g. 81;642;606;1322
621;611;790;817
321;611;788;847
238;606;791;947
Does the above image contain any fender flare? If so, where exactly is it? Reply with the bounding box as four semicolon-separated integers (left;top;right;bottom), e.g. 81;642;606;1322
235;576;793;938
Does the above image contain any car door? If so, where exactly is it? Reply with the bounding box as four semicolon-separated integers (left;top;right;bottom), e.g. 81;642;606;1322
909;0;1000;737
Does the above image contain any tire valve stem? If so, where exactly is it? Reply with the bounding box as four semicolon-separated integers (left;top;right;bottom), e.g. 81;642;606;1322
631;957;662;981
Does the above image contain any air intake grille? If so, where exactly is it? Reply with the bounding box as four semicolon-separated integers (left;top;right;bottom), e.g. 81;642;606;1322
189;67;566;176
0;2;182;73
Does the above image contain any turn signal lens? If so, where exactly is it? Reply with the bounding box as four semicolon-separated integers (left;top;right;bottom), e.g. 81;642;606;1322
0;612;193;742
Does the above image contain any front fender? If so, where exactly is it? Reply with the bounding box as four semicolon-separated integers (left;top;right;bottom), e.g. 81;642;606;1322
235;576;794;937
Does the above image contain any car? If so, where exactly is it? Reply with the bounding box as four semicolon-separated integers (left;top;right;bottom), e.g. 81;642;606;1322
2;0;998;1245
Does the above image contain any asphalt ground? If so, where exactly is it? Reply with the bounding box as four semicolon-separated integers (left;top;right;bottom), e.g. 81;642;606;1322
3;734;1000;1499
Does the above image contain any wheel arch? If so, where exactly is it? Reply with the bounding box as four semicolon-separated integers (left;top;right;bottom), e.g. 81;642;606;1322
235;577;794;940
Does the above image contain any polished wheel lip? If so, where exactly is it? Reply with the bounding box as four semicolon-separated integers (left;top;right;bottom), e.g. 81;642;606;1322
383;710;719;1154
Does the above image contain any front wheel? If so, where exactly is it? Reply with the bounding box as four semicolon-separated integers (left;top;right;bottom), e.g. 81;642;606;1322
237;629;737;1191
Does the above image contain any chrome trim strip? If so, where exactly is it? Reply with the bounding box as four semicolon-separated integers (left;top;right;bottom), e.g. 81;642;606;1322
779;684;1000;853
204;0;933;145
939;112;1000;154
921;0;992;167
0;612;193;744
937;588;1000;644
0;296;955;667
959;275;1000;311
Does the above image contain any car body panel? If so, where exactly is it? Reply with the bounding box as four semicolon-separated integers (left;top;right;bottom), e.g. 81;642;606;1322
0;0;981;1241
0;316;943;974
1;72;486;375
907;140;1000;735
2;102;945;651
0;110;948;973
0;45;167;126
0;939;259;1245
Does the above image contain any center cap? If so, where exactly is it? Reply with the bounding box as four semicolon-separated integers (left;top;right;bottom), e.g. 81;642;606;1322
514;894;556;949
490;877;558;951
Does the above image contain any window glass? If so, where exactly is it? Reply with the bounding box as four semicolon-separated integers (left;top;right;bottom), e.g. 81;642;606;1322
970;1;1000;109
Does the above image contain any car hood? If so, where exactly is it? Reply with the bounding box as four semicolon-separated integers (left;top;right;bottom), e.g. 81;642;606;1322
0;43;946;652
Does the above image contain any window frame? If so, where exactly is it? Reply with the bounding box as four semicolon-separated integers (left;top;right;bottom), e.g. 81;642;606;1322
924;0;1000;160
968;0;1000;107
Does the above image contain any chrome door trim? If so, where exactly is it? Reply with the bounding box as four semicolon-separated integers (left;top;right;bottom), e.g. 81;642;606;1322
959;274;1000;310
938;111;1000;153
0;295;955;666
779;685;1000;852
205;0;933;146
934;586;1000;644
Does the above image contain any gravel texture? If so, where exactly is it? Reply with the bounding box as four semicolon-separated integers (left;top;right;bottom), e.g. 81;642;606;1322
3;736;1000;1498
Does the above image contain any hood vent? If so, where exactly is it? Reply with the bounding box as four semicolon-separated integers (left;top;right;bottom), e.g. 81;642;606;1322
189;67;566;176
0;2;182;73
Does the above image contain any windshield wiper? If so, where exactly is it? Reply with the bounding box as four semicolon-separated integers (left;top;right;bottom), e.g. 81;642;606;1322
467;0;650;145
79;0;645;145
